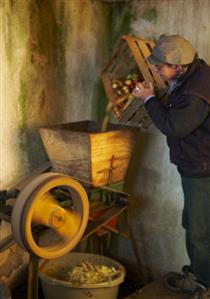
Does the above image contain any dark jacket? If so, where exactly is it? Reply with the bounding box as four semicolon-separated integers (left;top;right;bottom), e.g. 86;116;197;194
145;59;210;177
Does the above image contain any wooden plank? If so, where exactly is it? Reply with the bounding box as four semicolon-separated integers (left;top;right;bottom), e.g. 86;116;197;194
51;159;91;182
69;174;129;196
125;36;155;83
90;130;135;186
122;34;152;44
110;46;131;77
131;109;148;124
118;100;151;127
118;99;142;122
39;126;91;182
103;223;129;239
137;39;167;90
110;44;130;75
130;109;151;128
101;73;116;102
28;255;39;299
101;46;134;107
82;205;127;240
101;38;126;74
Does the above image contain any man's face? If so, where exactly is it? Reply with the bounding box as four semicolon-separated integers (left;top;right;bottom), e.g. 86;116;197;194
154;64;181;81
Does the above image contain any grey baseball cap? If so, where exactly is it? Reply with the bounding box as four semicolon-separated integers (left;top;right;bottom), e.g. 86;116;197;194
147;34;197;65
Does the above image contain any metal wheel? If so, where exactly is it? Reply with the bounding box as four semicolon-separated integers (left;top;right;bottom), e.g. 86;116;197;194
11;173;89;259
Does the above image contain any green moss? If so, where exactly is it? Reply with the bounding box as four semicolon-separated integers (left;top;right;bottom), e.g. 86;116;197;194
142;8;157;23
99;1;134;51
92;80;107;121
18;81;27;131
99;4;112;52
5;2;30;64
51;2;67;79
31;0;67;95
90;3;112;121
92;1;135;122
109;1;134;49
5;13;13;63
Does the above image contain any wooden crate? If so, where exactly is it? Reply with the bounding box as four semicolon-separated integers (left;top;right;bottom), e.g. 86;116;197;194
101;35;167;127
39;121;136;187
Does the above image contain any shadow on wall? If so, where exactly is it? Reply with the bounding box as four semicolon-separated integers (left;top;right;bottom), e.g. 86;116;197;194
123;130;153;283
125;130;156;196
25;128;48;171
123;128;187;284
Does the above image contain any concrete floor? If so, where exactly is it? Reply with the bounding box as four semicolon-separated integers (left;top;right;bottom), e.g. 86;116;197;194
125;280;190;299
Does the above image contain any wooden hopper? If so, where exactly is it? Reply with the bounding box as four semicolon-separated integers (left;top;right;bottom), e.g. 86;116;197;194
39;121;136;187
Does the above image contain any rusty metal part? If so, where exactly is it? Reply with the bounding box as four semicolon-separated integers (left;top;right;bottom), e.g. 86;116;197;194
11;173;89;259
0;280;11;299
65;174;130;197
82;205;127;241
28;255;39;299
0;235;16;253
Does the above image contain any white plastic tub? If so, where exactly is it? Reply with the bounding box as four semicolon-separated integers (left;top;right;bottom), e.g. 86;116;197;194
39;252;126;299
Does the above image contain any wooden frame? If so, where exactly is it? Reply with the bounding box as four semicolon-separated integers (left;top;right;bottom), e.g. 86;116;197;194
101;35;167;127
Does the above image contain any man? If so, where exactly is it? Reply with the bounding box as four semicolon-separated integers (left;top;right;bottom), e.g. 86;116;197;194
134;34;210;299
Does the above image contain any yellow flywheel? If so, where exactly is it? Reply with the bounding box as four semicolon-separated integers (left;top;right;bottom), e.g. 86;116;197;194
11;173;89;259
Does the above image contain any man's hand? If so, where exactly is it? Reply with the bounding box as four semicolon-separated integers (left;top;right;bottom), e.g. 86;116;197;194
133;81;155;101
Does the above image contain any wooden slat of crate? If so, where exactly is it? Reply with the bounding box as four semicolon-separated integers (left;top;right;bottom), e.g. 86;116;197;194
123;35;155;84
127;106;151;128
101;40;129;103
101;38;126;75
110;44;129;75
118;98;142;122
111;47;134;78
101;73;115;103
135;39;166;90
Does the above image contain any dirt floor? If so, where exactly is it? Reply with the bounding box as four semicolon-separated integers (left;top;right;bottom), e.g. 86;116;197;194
12;279;192;299
12;275;139;298
125;280;190;299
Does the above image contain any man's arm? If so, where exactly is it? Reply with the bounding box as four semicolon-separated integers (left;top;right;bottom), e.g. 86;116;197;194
144;95;210;137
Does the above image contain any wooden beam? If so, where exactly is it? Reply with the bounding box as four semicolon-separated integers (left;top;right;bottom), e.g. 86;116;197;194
82;205;127;240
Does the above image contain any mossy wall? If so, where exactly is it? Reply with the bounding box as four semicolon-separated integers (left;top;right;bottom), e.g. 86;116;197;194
0;0;119;287
0;0;114;189
0;0;136;288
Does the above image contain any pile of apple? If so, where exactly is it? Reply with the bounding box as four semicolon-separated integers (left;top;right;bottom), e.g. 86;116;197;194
111;73;139;96
110;73;140;117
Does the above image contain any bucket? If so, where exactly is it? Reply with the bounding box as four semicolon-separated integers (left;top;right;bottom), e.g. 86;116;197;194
39;252;126;299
